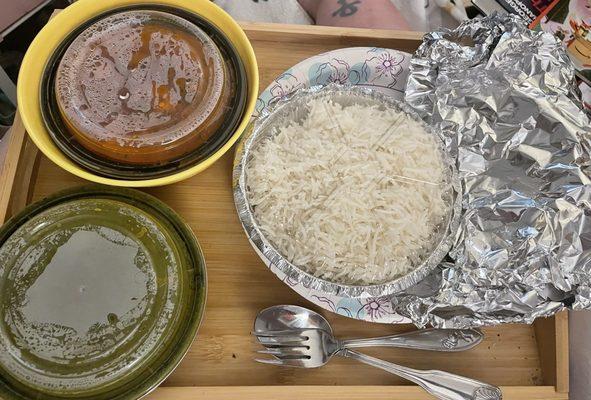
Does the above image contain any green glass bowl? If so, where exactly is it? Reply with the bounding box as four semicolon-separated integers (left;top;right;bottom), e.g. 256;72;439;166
0;186;206;399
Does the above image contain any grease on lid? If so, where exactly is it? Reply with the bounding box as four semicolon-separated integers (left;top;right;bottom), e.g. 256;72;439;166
55;10;233;165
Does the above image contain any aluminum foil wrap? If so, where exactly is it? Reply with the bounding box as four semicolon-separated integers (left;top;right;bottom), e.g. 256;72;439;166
400;13;591;327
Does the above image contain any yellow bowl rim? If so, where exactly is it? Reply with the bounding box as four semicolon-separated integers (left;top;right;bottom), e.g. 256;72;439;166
17;0;259;187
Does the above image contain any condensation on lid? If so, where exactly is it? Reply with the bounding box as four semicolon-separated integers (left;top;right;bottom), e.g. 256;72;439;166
55;10;235;165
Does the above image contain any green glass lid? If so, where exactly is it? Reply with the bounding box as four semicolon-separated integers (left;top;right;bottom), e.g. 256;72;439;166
0;186;206;400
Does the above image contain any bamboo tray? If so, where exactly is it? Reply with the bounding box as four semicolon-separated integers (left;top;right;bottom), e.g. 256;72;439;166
0;22;569;400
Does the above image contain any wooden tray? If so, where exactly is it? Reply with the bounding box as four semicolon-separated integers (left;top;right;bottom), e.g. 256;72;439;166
0;22;569;400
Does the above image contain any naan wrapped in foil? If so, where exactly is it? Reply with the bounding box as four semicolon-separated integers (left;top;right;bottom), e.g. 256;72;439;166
400;13;591;327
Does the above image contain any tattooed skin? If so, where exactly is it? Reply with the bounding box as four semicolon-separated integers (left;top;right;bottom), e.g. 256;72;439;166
332;0;362;17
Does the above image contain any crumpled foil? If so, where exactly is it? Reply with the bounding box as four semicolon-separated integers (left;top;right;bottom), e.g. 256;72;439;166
233;85;463;299
400;13;591;327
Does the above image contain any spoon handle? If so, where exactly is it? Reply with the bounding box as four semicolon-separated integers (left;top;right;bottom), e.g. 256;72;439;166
340;349;502;400
340;328;483;352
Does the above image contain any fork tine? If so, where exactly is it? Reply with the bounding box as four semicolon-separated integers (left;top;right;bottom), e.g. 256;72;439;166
252;333;308;344
256;341;309;348
254;357;286;366
252;330;309;338
253;340;307;348
254;356;308;367
257;348;308;357
252;329;306;335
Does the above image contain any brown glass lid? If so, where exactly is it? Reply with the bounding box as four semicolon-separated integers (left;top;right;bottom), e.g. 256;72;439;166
55;10;234;165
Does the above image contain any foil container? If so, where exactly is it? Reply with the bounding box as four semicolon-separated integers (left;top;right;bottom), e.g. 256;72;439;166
233;85;462;299
400;13;591;327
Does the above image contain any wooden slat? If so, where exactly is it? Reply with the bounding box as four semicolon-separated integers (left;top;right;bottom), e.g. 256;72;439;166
533;312;569;393
5;135;39;219
146;386;568;400
0;112;27;223
534;316;556;387
554;312;569;393
241;22;424;54
0;9;58;224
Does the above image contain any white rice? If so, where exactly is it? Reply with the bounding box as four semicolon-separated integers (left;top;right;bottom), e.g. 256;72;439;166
245;97;450;285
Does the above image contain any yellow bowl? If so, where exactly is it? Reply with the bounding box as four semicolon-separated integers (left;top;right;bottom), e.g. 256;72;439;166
17;0;259;187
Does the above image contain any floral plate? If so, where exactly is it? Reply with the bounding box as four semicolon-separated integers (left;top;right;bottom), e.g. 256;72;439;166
252;47;411;324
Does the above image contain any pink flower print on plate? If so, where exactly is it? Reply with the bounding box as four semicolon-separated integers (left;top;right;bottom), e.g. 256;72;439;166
363;51;405;89
269;72;303;98
309;58;352;86
256;71;304;115
358;297;394;321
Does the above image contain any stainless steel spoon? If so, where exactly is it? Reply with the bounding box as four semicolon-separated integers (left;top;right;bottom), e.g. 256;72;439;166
253;304;483;352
